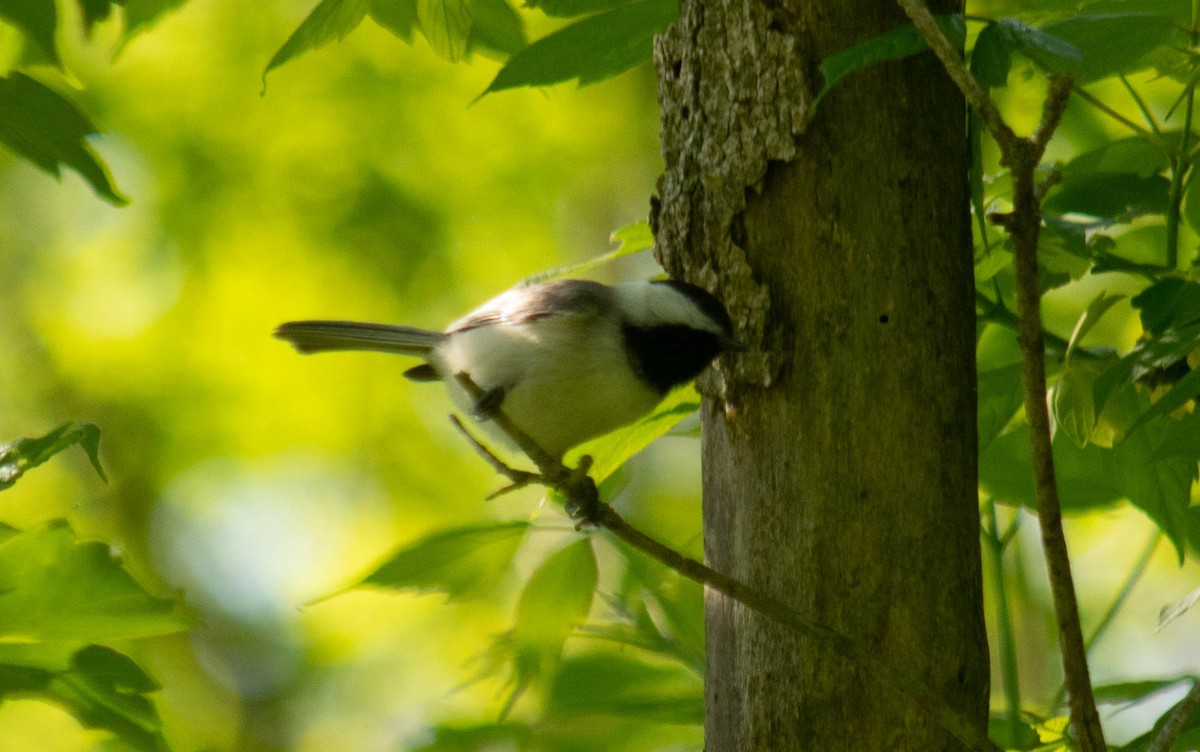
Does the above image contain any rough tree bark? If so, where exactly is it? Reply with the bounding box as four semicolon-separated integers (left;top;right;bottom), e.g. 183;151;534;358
651;0;990;748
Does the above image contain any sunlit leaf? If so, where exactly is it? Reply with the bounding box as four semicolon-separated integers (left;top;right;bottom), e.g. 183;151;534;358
263;0;370;83
1037;13;1176;83
418;0;473;62
1093;677;1193;704
0;422;106;491
1094;321;1200;419
987;714;1039;749
545;652;702;724
569;384;699;483
0;0;59;65
1053;360;1100;448
0;74;127;205
815;15;964;104
357;521;528;601
469;0;523;56
520;220;654;284
1065;291;1125;363
370;0;417;41
1127;366;1200;435
1158;587;1200;631
503;538;596;709
0;521;188;642
483;0;676;94
982;393;1195;560
0;645;168;752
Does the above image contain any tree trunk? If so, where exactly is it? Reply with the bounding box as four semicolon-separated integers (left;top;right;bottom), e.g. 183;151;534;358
652;0;989;749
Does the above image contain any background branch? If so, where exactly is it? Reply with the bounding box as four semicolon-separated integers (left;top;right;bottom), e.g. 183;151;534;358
894;3;1106;749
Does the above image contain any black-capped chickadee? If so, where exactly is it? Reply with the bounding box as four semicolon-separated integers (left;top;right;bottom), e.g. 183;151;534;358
275;279;742;459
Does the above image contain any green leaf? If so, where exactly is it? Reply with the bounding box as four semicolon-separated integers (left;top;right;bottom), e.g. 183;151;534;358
1133;278;1200;335
369;0;417;41
1;422;106;491
610;219;653;254
410;723;532;751
1037;14;1176;83
987;714;1039;749
468;0;524;57
0;521;188;642
357;521;528;600
989;17;1082;75
525;0;631;17
1158;586;1200;631
1093;677;1193;705
0;645;168;752
1065;290;1125;363
0;0;60;65
483;0;676;94
978;363;1024;450
969;23;1012;89
1063;135;1170;179
263;0;370;83
77;0;117;34
520;220;654;284
545;652;702;724
1044;173;1170;220
504;538;597;708
121;0;189;41
982;393;1196;560
418;0;473;62
1127;365;1200;435
1094;321;1200;417
0;74;127;206
569;384;700;483
815;15;965;104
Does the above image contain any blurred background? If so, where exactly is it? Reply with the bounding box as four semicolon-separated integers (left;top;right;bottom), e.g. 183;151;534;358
3;1;1200;750
0;2;707;749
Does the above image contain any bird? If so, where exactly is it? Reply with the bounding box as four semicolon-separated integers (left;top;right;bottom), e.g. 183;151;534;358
274;278;742;460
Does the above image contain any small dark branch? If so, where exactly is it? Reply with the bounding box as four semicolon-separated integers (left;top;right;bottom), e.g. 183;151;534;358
896;2;1105;748
1007;79;1107;752
448;372;1002;752
895;0;1018;156
1147;679;1200;752
1032;75;1075;153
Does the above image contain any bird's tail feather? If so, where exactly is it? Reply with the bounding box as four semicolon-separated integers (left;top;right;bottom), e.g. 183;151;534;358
275;320;442;356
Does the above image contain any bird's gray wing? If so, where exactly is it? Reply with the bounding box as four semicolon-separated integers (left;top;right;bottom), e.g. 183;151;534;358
447;279;613;333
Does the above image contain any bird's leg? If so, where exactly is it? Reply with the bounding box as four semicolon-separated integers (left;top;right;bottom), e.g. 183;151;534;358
448;415;540;497
470;386;506;421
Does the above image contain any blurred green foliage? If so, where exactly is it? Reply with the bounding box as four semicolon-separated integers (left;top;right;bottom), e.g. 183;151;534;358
6;0;1200;750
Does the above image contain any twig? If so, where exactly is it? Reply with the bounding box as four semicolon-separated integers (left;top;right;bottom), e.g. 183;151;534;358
1147;679;1200;752
449;372;1001;752
895;3;1106;749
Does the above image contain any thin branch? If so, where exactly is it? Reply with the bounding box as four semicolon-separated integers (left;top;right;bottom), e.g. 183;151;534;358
895;2;1106;749
449;372;1002;752
1147;679;1200;752
895;0;1016;155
